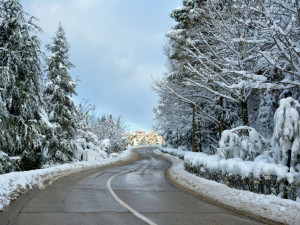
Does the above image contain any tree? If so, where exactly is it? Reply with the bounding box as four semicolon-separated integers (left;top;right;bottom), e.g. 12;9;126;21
154;0;300;153
273;97;300;169
44;23;78;162
92;114;127;153
75;99;100;150
0;0;49;170
252;0;300;88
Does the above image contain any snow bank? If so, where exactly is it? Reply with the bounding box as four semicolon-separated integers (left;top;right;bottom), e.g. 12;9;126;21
155;149;300;225
0;147;136;211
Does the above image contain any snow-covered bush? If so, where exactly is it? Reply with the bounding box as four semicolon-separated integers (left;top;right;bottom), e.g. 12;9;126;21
100;139;111;152
74;136;107;162
218;126;270;161
74;148;107;162
273;97;300;169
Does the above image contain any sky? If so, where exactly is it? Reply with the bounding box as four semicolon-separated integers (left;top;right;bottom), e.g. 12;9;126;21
20;0;182;132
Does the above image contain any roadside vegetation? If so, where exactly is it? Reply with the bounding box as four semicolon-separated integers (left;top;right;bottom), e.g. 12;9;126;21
153;0;300;201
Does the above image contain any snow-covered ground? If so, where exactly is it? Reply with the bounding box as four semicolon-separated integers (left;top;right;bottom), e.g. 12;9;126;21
155;149;300;225
0;147;136;211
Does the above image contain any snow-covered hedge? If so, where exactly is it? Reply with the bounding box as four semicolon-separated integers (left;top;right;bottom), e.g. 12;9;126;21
160;147;300;200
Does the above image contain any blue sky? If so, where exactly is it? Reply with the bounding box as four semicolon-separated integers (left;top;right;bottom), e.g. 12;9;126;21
20;0;182;132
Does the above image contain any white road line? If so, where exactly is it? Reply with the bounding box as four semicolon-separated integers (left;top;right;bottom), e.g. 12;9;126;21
107;154;157;225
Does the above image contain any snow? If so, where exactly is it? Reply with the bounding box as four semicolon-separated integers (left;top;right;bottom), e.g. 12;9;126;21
0;147;136;211
74;135;109;162
155;149;300;224
100;138;111;150
161;147;296;184
273;97;300;162
218;126;269;161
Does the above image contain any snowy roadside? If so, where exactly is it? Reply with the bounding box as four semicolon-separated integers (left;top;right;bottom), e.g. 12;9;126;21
154;149;300;225
0;147;137;211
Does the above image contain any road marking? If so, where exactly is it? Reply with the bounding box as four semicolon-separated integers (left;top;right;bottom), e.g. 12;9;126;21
107;154;157;225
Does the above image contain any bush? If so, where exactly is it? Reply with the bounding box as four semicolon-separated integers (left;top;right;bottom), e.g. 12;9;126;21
218;126;270;161
273;97;300;169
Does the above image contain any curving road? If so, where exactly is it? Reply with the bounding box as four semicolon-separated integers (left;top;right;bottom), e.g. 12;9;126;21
0;148;264;225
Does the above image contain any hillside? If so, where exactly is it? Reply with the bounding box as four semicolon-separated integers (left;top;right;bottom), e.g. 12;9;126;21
126;130;165;146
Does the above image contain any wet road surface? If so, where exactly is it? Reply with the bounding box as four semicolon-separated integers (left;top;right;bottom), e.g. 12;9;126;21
0;148;264;225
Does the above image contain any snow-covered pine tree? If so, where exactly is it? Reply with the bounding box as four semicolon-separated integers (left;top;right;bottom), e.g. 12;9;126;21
0;0;49;170
44;23;78;163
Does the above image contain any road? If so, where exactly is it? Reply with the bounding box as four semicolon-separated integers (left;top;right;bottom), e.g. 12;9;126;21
0;148;264;225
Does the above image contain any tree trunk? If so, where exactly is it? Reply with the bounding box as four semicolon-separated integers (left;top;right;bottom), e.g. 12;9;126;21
192;104;196;152
241;100;249;126
179;134;182;147
177;128;179;148
286;149;292;173
218;97;225;137
284;149;292;199
198;118;202;152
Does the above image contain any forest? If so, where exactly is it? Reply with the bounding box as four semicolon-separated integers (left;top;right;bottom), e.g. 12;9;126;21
153;0;300;200
0;0;127;173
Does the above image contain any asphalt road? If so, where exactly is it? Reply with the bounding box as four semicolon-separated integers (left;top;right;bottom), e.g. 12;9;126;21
0;148;264;225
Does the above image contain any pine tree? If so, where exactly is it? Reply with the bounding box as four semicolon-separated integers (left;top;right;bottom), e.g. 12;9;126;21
44;23;78;162
0;0;48;170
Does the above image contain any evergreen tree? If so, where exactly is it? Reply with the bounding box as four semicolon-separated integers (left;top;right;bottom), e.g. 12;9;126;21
44;23;78;162
0;0;48;170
